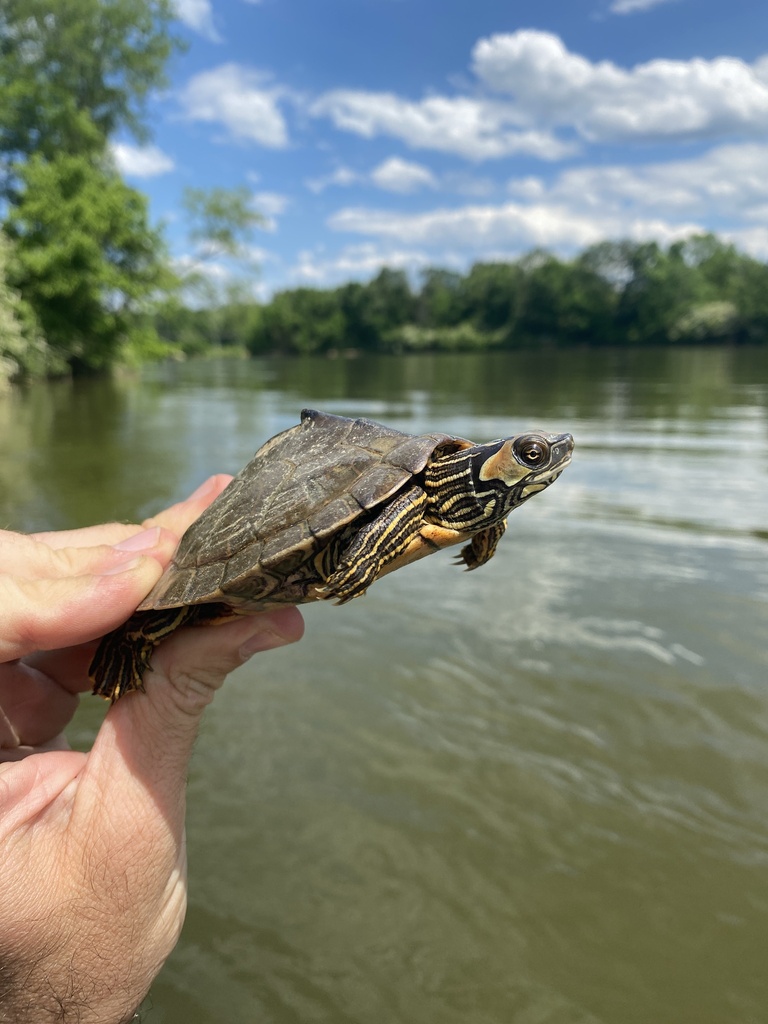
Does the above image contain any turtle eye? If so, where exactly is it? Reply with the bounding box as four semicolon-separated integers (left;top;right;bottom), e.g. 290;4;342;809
514;436;549;467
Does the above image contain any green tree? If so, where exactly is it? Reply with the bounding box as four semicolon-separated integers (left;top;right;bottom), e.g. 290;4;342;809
460;262;524;334
249;288;345;355
417;268;464;328
516;252;615;345
0;0;181;373
5;154;171;369
182;187;264;267
0;230;61;383
0;0;179;176
336;281;380;350
363;268;415;336
174;187;267;340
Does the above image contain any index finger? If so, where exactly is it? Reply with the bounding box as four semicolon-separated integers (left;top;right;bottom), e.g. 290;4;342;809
31;523;151;550
143;475;232;536
30;476;232;553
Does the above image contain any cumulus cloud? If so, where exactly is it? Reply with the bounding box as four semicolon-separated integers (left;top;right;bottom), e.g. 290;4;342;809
323;141;768;265
305;166;362;193
252;190;290;230
291;243;431;285
310;90;575;160
253;191;290;216
472;30;768;143
111;143;175;178
328;199;701;254
508;143;768;220
370;157;437;193
174;0;220;41
179;64;289;147
722;227;768;260
309;31;768;160
306;159;439;194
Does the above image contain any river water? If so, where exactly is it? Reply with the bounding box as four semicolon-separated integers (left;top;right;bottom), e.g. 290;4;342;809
2;347;768;1023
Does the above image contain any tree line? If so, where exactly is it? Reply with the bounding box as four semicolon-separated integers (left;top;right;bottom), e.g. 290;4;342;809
2;2;768;387
161;237;768;358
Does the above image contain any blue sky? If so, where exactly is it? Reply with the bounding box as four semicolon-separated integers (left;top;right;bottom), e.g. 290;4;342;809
111;0;768;297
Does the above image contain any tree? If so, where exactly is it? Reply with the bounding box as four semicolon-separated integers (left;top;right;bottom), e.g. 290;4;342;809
249;288;345;355
460;262;524;334
363;268;415;336
515;253;615;345
0;0;181;373
182;188;265;266
5;154;171;369
417;268;464;328
175;186;267;322
0;230;60;383
0;0;180;176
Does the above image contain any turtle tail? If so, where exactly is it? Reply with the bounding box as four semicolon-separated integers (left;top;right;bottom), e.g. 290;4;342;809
90;607;194;703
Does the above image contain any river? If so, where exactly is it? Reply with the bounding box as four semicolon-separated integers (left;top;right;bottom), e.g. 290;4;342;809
2;347;768;1023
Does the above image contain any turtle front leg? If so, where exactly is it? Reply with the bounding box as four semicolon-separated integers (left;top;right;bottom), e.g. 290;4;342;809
320;485;428;603
457;520;507;570
90;606;195;702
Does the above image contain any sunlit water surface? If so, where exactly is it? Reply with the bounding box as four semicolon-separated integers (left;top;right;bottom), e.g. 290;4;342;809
2;348;768;1023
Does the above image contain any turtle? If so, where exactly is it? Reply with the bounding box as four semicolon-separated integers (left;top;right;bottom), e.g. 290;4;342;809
90;409;574;701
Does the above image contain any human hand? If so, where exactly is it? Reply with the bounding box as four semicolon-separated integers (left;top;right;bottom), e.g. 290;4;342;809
0;478;304;1022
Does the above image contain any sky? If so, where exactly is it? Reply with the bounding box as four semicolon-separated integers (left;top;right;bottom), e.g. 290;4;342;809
111;0;768;298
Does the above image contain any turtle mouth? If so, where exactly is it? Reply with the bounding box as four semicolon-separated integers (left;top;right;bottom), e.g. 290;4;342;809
528;447;572;485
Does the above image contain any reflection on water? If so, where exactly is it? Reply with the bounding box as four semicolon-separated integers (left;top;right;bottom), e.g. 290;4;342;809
2;347;768;1023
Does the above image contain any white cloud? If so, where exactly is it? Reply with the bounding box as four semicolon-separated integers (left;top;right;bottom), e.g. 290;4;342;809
323;142;768;265
111;142;175;178
174;0;220;41
179;64;289;147
370;157;437;193
253;191;290;217
306;159;439;195
305;166;362;193
722;227;768;260
508;143;768;220
252;191;290;230
310;31;768;160
290;243;430;285
328;199;701;254
609;0;677;11
472;30;768;143
310;90;576;160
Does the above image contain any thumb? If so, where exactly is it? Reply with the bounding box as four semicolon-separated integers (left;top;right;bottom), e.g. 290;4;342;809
86;608;304;828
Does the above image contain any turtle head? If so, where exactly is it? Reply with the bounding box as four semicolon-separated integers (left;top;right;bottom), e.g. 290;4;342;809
426;430;573;530
474;431;574;515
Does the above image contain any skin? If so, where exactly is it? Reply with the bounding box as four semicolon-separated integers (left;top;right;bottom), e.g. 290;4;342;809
0;476;304;1024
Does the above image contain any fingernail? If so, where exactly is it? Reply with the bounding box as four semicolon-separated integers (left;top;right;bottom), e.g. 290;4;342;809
239;629;293;660
113;527;162;553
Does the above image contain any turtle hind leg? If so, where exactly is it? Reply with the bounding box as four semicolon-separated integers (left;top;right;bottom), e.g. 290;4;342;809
320;485;427;603
456;520;507;571
90;607;194;703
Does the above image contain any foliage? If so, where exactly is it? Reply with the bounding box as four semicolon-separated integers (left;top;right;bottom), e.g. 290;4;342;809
157;234;768;358
5;154;171;369
0;0;180;176
0;0;181;376
182;187;265;265
0;230;63;385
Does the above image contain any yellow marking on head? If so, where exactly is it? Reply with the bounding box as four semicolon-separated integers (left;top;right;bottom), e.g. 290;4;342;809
521;483;546;498
478;442;528;487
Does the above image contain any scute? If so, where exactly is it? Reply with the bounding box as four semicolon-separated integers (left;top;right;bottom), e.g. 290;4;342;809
138;409;466;611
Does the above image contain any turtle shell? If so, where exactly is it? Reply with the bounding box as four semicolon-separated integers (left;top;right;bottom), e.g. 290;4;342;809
138;409;469;611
